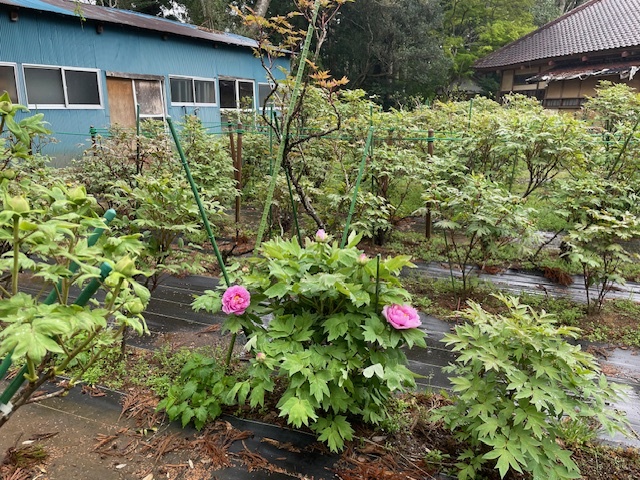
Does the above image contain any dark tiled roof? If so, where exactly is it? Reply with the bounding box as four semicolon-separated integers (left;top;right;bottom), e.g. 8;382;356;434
475;0;640;69
0;0;258;49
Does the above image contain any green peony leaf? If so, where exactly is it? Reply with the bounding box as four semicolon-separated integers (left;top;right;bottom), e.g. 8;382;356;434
263;282;290;299
315;415;354;453
362;363;384;379
278;397;318;428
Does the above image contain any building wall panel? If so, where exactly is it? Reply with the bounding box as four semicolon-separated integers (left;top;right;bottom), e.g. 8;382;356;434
0;5;288;163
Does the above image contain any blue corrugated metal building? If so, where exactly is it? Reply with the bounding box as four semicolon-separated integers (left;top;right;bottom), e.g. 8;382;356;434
0;0;288;163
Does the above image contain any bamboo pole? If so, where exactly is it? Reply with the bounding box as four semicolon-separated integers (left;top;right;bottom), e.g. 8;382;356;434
341;127;374;248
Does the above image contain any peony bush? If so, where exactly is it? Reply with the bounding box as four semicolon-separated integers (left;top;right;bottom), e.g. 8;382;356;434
177;230;426;452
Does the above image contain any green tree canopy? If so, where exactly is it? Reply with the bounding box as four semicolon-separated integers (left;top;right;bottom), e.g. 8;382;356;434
102;0;580;104
320;0;449;107
441;0;538;82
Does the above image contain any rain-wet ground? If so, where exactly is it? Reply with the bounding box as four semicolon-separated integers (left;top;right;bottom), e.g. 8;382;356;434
407;261;640;304
6;260;640;479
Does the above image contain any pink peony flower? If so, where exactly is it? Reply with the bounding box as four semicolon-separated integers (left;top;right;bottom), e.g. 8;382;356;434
357;253;369;265
222;285;251;315
315;229;328;242
382;304;421;330
256;352;266;363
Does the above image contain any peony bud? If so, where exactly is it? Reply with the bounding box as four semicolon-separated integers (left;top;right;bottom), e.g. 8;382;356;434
0;100;12;114
8;195;29;214
114;256;137;277
2;169;16;180
315;229;328;242
68;185;87;203
357;253;369;265
126;299;145;315
256;352;266;363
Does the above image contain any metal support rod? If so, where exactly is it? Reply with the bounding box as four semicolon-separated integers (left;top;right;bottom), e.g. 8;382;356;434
166;117;230;287
235;123;243;242
0;263;112;409
426;129;434;240
1;210;116;381
341;127;374;248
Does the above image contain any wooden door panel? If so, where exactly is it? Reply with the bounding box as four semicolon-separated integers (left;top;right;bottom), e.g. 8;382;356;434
106;78;136;127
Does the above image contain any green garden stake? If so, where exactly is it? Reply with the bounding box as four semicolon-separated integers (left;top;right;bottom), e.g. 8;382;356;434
73;262;113;307
285;166;302;243
374;254;381;313
43;209;116;305
1;210;117;381
341;126;374;248
0;263;113;415
89;125;97;148
166;117;230;287
167;118;240;369
0;355;12;385
268;106;274;234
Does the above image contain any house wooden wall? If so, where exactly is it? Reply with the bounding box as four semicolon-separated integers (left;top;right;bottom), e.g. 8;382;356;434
498;65;640;110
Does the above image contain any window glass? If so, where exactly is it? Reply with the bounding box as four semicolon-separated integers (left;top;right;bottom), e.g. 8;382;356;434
134;80;164;116
170;77;193;103
194;80;215;104
0;65;18;103
513;74;533;85
258;83;273;109
562;98;581;107
25;67;64;105
238;81;254;108
66;70;100;105
219;79;236;108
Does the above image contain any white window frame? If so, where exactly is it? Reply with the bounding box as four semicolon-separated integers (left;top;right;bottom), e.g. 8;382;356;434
0;62;19;104
169;75;217;106
23;64;103;109
218;77;255;110
258;82;285;113
132;78;166;120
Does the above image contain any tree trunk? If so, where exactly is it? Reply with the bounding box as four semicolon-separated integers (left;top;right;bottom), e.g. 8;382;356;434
254;0;270;17
283;155;325;230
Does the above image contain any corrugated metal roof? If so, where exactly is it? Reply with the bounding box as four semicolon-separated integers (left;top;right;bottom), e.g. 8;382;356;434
0;0;259;49
475;0;640;69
